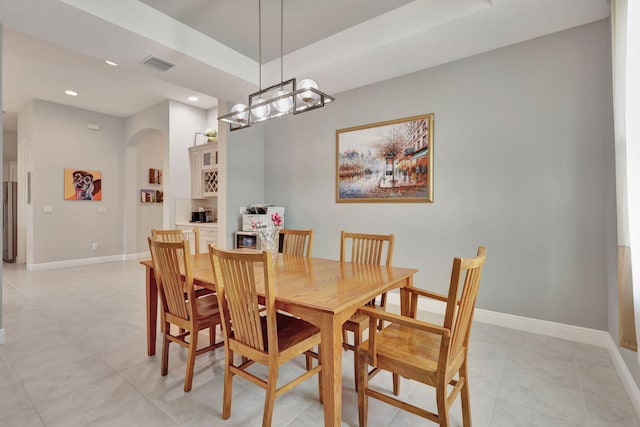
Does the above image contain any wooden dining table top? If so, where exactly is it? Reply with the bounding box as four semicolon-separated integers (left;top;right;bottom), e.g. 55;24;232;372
140;252;418;315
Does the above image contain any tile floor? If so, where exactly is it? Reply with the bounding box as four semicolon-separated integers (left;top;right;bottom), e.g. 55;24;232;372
0;260;638;427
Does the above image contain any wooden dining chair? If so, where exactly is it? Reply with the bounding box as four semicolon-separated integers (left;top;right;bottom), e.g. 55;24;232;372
152;228;201;255
340;230;394;387
280;229;314;257
148;238;224;392
151;228;213;299
209;246;322;427
356;246;487;427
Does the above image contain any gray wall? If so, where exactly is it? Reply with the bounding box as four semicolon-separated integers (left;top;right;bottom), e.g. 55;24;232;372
264;20;615;332
226;118;265;248
29;100;126;264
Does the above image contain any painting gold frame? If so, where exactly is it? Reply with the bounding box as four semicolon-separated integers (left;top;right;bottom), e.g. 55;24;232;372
336;113;434;203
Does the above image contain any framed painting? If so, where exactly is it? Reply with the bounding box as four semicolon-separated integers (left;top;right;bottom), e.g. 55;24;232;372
336;114;434;203
64;169;102;201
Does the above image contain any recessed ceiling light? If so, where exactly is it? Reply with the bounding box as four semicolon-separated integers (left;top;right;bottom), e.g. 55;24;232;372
105;60;118;67
65;90;78;96
188;96;199;102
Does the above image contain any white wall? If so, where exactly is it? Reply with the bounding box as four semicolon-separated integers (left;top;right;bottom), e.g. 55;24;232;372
136;130;163;252
264;20;615;331
2;129;17;162
28;100;126;265
124;101;169;256
167;101;208;227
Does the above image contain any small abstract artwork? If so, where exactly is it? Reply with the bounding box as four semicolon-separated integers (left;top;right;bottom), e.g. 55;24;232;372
64;169;102;201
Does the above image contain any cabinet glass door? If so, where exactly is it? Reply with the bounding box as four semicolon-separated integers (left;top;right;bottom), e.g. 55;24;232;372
202;149;218;168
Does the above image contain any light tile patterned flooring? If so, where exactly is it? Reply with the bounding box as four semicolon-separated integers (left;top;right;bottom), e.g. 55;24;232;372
0;260;639;426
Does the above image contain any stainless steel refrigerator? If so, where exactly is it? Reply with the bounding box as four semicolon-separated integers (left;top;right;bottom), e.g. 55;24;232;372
3;181;17;262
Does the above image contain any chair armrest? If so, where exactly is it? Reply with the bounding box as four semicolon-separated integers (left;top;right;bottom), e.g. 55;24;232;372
358;306;450;337
405;286;448;302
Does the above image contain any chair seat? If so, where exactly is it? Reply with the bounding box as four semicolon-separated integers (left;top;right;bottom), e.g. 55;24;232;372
194;294;221;324
260;312;320;353
194;286;214;298
360;324;465;383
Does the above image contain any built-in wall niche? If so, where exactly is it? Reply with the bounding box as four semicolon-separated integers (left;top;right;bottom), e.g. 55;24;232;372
141;168;163;203
175;198;217;224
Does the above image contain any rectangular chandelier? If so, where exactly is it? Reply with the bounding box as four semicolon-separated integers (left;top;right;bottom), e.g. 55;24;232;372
217;78;334;131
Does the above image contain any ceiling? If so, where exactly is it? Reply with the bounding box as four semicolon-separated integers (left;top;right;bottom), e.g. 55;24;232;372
0;0;610;132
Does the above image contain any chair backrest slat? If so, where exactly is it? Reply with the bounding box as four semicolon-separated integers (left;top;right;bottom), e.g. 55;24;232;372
210;247;276;353
280;229;314;257
340;231;394;266
442;247;486;365
152;228;201;255
148;238;196;321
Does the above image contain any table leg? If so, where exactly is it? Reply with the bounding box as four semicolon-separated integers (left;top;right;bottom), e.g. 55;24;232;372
145;266;158;356
319;314;343;427
400;276;414;317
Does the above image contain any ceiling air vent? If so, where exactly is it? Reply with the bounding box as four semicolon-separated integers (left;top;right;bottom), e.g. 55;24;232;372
142;55;175;72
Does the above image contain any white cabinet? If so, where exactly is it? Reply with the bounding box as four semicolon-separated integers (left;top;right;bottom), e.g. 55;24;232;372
189;142;218;198
176;224;218;253
198;227;218;252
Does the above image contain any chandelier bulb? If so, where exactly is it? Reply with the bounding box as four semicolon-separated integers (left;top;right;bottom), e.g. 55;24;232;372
272;90;293;114
251;98;271;121
297;79;320;106
231;103;249;124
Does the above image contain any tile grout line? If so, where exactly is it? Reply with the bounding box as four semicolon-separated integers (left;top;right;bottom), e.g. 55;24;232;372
570;344;592;427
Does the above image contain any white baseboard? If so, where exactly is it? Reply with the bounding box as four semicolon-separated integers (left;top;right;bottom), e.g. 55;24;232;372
387;293;610;346
27;254;125;271
125;251;150;261
605;335;640;420
0;328;5;345
386;293;640;419
26;252;151;271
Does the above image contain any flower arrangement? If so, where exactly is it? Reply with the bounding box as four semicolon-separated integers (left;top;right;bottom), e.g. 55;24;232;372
204;128;218;142
252;212;283;254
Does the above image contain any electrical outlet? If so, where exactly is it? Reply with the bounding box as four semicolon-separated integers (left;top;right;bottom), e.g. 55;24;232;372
91;242;98;250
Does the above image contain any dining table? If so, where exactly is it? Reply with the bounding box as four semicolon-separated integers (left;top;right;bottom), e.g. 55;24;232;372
140;252;418;427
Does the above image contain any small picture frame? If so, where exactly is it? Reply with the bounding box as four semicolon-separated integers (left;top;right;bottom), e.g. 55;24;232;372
141;189;156;203
140;189;163;204
148;168;162;184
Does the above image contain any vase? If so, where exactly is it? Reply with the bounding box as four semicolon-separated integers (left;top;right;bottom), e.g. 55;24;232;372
257;226;279;267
